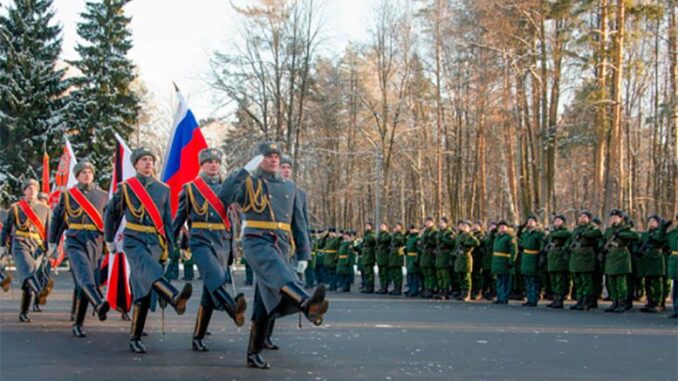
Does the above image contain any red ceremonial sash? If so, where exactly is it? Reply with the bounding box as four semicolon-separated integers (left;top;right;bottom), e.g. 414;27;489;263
68;187;104;231
18;200;46;241
193;177;231;231
125;177;166;238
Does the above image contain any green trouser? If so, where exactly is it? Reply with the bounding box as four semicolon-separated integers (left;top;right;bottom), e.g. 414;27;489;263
549;272;568;297
572;272;593;299
422;267;437;290
593;271;604;299
378;265;390;290
390;267;403;288
363;264;375;290
436;267;451;291
643;276;664;306
457;272;472;292
607;274;628;300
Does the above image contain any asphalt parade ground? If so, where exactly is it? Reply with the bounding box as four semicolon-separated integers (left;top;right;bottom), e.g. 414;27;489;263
1;272;676;381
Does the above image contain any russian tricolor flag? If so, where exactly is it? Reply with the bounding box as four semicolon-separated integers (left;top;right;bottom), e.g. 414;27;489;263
161;87;208;216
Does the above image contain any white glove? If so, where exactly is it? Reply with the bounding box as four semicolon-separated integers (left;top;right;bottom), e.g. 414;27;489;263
0;246;6;258
296;260;308;274
47;243;58;258
244;155;264;173
106;242;117;254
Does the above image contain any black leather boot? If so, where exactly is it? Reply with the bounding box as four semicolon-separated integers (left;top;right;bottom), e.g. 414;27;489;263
613;299;627;313
247;318;271;369
604;299;618;312
212;286;247;327
281;283;329;326
192;304;213;352
19;288;32;322
70;289;78;321
129;298;150;353
153;278;192;315
552;295;564;309
569;298;583;310
72;293;88;338
82;284;110;321
264;319;278;350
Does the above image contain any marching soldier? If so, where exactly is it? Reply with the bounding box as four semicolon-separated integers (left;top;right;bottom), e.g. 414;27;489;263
491;220;517;304
453;220;480;301
48;161;110;336
375;223;392;294
359;222;377;294
601;209;639;313
218;141;328;369
388;223;405;295
420;217;437;299
518;215;544;307
336;230;356;292
306;230;320;288
0;179;53;322
405;225;421;297
434;217;454;300
172;148;247;352
591;217;605;308
544;215;571;309
315;230;328;286
104;147;193;353
568;211;602;311
637;215;670;313
667;213;678;318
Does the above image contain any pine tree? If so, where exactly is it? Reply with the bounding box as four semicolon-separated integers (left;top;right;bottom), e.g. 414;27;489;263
67;0;139;186
0;0;67;196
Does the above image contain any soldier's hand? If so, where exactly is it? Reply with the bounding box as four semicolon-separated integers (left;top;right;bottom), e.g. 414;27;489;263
47;243;58;258
106;241;117;254
297;260;308;274
244;155;264;173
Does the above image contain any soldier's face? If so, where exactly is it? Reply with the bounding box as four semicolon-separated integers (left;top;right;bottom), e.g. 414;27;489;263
425;220;433;228
498;225;507;233
365;224;372;231
554;218;564;228
648;219;659;229
609;215;621;225
281;163;292;179
394;225;402;232
24;185;38;200
526;219;536;229
261;153;280;173
201;160;221;177
135;156;155;175
459;224;469;233
438;221;446;229
77;168;94;184
380;224;388;231
579;214;590;224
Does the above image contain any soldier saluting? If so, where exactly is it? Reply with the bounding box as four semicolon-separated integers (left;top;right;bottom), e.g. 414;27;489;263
218;141;328;369
0;179;53;322
48;161;111;337
172;148;247;352
104;147;192;354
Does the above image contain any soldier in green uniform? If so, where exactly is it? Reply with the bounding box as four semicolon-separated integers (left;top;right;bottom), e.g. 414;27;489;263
481;222;497;300
420;217;437;299
667;213;678;318
591;217;605;308
492;220;517;304
470;222;485;300
375;223;392;294
453;220;480;301
360;223;377;294
388;223;406;295
305;230;321;288
336;230;356;292
568;211;602;311
315;230;328;286
602;209;640;313
544;215;571;309
435;217;455;300
519;215;545;307
638;215;670;313
405;225;421;297
323;228;341;291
